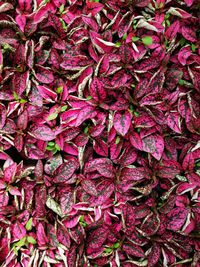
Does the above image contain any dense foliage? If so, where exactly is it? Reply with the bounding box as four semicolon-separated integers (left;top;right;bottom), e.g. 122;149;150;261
0;0;200;266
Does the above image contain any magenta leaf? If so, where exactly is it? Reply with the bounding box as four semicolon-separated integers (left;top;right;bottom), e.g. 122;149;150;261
90;77;106;102
12;222;26;240
54;160;78;183
123;242;145;258
167;208;189;231
30;125;56;141
121;167;146;181
75;106;97;127
167;112;182;133
178;46;192;66
148;243;161;267
165;21;180;41
35;66;54;84
113;111;132;136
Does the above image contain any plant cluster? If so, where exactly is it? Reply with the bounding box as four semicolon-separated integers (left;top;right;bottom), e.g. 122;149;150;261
0;0;200;266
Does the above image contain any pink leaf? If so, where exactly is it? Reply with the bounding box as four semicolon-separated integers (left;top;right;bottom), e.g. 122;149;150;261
34;160;43;182
165;20;180;41
113;111;132;136
86;158;114;178
15;15;26;32
141;214;160;236
167;207;189;231
30;125;56;141
4;162;17;183
118;12;134;38
54;160;78;183
8;186;21;196
35;66;54;84
88;227;108;249
90;77;106;102
13;222;26;240
60;191;73;215
123;243;145;257
63;215;80;229
82;179;98;196
86;2;104;16
181;25;197;42
93;138;108;157
151;134;164;161
148;244;161;267
37;223;48;246
75;106;97;127
17;110;28;130
121;167;146;181
167;112;182;133
184;0;193;6
178;46;192;66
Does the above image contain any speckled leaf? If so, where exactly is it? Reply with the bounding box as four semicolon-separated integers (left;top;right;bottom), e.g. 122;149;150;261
167;112;182;133
35;66;54;84
178;46;191;66
54;161;78;183
82;179;98;196
167;207;188;231
123;243;145;258
30;125;56;141
17;110;28;130
165;20;180;41
90;77;106;102
148;243;161;267
121;167;145;181
114;111;132;136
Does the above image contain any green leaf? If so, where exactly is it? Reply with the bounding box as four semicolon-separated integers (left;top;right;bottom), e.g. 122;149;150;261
25;218;33;231
86;96;92;100
13;246;19;255
47;112;58;121
61;105;68;112
79;215;84;222
46;146;54;151
166;20;171;26
131;83;136;88
13;92;19;101
56;86;63;94
2;43;12;51
60;19;67;30
134;111;139;117
20;99;27;103
165;13;170;20
47;142;55;147
180;38;186;46
55;144;61;151
141;36;153;46
191;43;196;52
80;221;88;227
178;79;185;85
59;4;65;13
129;104;135;113
13;237;26;248
122;33;127;40
112;242;120;249
115;136;121;144
115;42;121;48
104;247;113;253
84;126;89;134
27;236;37;244
52;147;58;154
132;36;139;42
